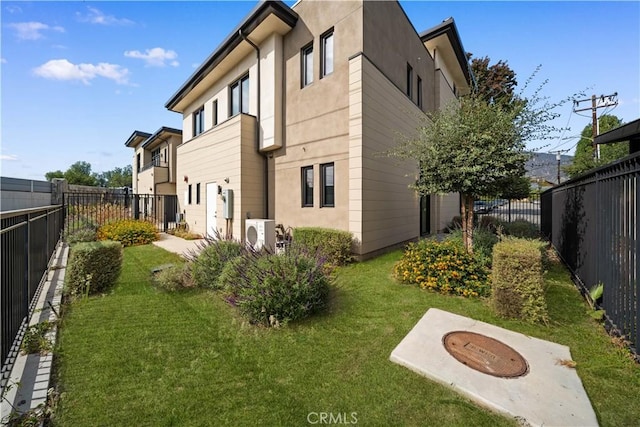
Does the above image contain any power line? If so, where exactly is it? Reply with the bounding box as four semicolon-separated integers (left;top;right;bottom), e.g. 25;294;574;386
573;93;618;158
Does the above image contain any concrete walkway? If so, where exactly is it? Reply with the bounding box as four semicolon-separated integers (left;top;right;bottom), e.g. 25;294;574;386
390;308;598;427
152;233;206;257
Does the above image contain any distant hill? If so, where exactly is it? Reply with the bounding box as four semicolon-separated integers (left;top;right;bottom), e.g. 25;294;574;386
525;151;573;184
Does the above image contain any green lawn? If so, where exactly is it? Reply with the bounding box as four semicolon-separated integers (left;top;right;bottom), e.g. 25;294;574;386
54;245;640;426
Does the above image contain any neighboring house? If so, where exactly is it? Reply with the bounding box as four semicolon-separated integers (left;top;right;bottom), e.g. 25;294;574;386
124;127;182;195
160;0;472;258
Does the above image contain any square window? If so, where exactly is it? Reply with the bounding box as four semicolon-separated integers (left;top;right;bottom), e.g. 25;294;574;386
301;166;313;207
321;163;334;207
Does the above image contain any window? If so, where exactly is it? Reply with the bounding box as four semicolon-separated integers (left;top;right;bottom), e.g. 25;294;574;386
212;100;218;126
301;166;313;207
136;153;141;173
196;183;201;205
406;64;413;98
151;148;161;166
321;163;334;207
301;43;313;87
230;74;249;116
417;76;423;108
321;29;334;77
193;106;205;137
188;184;192;205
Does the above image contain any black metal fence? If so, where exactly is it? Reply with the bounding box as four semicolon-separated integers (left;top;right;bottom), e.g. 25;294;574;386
64;192;179;235
474;193;541;227
541;152;639;355
1;205;64;367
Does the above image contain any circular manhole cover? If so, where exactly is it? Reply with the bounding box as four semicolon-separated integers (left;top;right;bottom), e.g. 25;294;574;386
442;331;529;378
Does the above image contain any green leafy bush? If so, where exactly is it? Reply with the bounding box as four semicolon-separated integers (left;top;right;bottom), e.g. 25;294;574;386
152;264;193;292
65;227;97;244
65;241;123;297
21;321;54;354
502;219;540;239
446;227;498;268
190;239;245;289
491;237;548;323
224;247;331;327
218;255;254;295
97;219;157;247
292;227;353;266
394;239;490;297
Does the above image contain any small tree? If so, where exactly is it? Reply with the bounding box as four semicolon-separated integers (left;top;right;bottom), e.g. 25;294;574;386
389;69;567;253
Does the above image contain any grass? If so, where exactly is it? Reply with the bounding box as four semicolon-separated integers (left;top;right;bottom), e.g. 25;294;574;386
53;245;640;426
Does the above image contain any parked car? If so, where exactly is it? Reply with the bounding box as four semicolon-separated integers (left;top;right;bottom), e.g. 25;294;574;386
473;200;489;214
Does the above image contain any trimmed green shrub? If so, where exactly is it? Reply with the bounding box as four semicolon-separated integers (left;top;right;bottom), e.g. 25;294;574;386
190;239;245;289
97;219;157;247
292;227;353;266
65;241;123;297
502;219;540;239
152;264;193;292
491;238;548;323
224;247;331;327
393;239;490;297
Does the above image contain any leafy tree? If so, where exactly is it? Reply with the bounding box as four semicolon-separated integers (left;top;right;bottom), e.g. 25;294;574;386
497;175;531;200
95;165;132;187
45;170;64;181
564;114;627;178
468;54;518;106
390;68;566;253
63;161;98;186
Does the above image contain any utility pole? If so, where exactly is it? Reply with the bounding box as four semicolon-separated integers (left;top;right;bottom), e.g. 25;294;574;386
573;93;618;159
550;149;569;185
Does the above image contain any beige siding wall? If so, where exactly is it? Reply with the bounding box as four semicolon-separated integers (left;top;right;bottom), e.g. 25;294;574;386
351;54;422;255
435;69;457;110
176;114;263;239
274;1;363;230
362;1;435;114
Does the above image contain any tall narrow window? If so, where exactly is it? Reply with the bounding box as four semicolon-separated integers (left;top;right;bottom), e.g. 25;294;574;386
188;184;193;205
212;100;218;126
151;148;161;166
321;163;334;207
193;106;205;137
301;166;313;207
406;64;413;98
196;183;201;205
136;153;141;172
230;74;249;116
321;29;334;77
301;43;313;87
417;76;423;108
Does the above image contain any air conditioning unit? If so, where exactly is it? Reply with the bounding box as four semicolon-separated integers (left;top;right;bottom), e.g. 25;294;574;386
245;219;276;251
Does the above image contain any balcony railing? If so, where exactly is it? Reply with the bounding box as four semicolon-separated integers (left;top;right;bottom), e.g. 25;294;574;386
139;158;168;173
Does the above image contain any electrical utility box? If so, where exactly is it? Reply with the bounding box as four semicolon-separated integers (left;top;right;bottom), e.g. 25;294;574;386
222;189;233;219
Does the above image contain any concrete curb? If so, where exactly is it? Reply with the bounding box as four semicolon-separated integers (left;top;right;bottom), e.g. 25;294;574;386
1;243;67;425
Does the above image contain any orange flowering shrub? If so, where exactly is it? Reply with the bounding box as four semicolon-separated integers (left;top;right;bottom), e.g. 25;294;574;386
393;239;490;297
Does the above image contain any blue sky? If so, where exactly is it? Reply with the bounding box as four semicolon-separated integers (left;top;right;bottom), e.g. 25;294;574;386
1;1;638;181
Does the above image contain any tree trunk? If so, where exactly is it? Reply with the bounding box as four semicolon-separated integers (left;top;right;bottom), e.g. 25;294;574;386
460;193;474;254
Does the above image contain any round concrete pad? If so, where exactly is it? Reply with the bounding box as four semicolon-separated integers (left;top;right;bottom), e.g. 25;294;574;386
443;331;528;378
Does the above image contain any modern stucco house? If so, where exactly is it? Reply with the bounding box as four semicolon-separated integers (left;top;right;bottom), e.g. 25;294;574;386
145;0;472;258
125;127;182;196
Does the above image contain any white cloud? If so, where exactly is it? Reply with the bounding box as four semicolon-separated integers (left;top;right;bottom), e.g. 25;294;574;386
8;22;65;40
124;47;179;67
5;5;22;14
1;154;19;161
77;7;134;26
33;59;130;85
